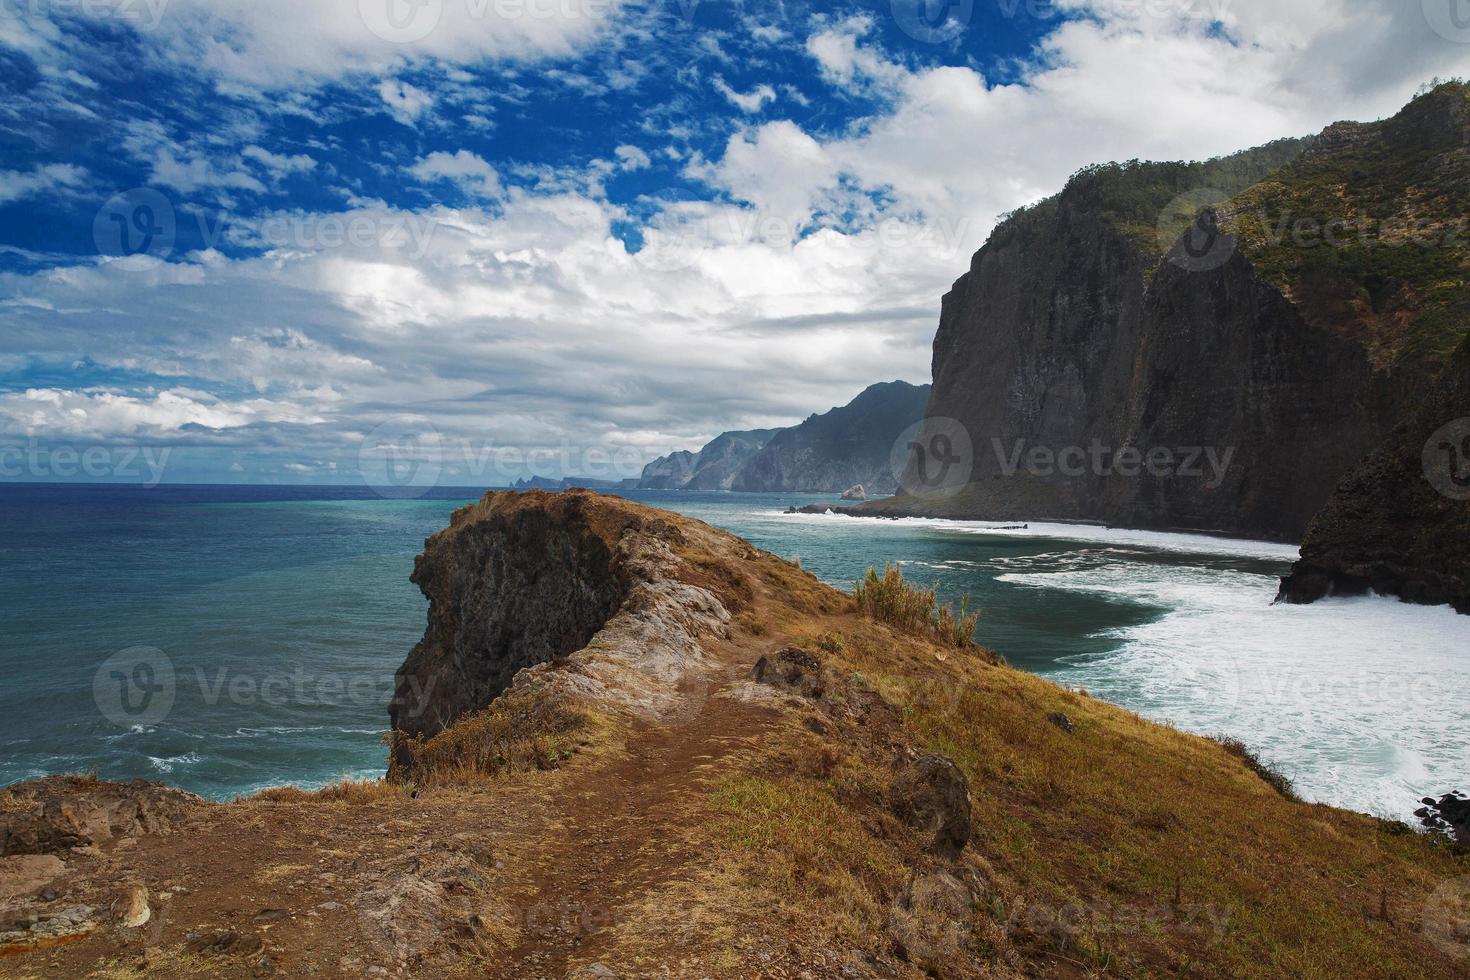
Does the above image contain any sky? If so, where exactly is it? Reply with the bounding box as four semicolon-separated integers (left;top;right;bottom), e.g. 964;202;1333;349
1;0;1467;487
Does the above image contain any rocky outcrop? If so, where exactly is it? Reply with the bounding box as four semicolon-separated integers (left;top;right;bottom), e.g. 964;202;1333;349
731;381;930;495
874;85;1469;541
390;490;736;758
1278;337;1470;611
1;777;203;857
841;484;867;501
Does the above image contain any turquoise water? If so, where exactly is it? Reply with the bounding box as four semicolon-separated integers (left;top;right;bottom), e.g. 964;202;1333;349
1;484;1465;821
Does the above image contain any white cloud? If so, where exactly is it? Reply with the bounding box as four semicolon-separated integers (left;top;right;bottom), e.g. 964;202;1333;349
243;145;318;179
712;76;777;113
378;78;435;126
0;163;89;204
614;145;651;171
409;151;505;200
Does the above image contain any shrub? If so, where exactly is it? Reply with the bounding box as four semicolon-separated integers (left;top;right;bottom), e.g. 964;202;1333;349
854;562;980;649
1214;737;1301;802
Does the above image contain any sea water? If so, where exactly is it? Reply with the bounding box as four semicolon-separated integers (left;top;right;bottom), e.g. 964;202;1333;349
0;484;1463;821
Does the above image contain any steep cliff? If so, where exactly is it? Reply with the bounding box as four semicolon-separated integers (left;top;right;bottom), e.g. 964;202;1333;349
730;380;931;494
1279;335;1470;612
873;84;1469;542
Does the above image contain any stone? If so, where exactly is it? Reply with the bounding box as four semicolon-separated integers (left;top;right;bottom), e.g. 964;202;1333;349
891;754;972;857
751;648;825;699
117;886;150;928
1046;711;1075;733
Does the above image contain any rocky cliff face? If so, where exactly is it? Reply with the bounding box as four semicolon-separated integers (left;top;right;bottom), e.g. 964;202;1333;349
389;490;735;752
881;85;1468;542
730;381;931;495
1278;336;1470;612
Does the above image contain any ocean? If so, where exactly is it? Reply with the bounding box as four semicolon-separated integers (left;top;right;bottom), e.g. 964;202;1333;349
1;483;1464;822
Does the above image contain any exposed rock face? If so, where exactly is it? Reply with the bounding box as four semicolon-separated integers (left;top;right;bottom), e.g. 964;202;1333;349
390;490;735;755
636;450;698;490
731;381;931;495
1;777;203;857
875;86;1469;541
841;484;867;501
1278;337;1470;612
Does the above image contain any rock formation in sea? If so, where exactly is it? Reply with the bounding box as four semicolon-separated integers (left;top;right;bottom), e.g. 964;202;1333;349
867;83;1468;545
3;491;1467;974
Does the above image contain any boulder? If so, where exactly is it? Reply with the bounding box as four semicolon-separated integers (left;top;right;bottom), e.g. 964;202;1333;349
841;485;867;501
751;648;825;699
891;754;972;857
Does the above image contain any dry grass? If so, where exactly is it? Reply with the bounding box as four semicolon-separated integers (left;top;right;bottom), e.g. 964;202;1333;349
245;778;408;804
854;562;979;648
709;612;1470;978
387;686;604;789
1214;736;1301;802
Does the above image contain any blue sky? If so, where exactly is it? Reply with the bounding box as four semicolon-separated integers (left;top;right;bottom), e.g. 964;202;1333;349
1;0;1466;486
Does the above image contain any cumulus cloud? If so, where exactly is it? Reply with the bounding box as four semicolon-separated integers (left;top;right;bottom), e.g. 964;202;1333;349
2;0;1467;482
378;78;435;125
409;151;505;200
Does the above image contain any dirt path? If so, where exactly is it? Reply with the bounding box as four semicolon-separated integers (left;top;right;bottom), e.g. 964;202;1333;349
489;670;779;978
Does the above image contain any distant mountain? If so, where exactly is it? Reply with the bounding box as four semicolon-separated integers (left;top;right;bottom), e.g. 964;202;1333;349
730;382;931;494
637;383;929;494
865;83;1470;551
681;429;780;490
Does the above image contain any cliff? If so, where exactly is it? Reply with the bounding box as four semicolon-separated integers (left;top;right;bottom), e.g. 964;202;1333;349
638;383;929;495
8;492;1466;977
730;381;931;494
869;84;1469;542
1278;335;1470;612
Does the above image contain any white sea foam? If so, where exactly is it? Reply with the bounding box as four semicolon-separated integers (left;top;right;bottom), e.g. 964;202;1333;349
1001;561;1470;821
771;510;1300;560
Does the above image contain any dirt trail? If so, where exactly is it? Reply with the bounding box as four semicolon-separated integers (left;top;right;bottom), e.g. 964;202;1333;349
491;669;780;978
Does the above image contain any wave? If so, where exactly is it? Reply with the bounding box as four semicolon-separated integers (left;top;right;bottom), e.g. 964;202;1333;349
1011;559;1468;821
771;510;1300;561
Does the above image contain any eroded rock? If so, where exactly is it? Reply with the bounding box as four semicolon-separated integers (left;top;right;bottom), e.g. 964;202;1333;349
752;648;826;699
891;754;973;857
